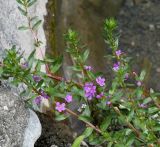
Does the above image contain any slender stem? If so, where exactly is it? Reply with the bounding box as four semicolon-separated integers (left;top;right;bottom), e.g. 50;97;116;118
66;108;102;134
25;5;50;74
113;107;140;137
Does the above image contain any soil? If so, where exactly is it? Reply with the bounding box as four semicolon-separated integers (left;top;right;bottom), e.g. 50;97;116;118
35;112;74;147
36;0;160;146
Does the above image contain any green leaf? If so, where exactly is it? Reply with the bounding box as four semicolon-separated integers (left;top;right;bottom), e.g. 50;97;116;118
100;116;112;131
18;6;27;16
82;49;89;62
79;115;92;122
55;113;68;121
143;97;152;105
50;56;63;73
127;110;134;122
148;107;159;114
32;20;42;30
83;127;93;138
18;26;29;30
72;135;85;147
126;134;135;146
28;0;37;7
89;134;105;145
107;142;113;147
139;70;146;81
30;16;38;22
28;49;36;61
16;0;24;5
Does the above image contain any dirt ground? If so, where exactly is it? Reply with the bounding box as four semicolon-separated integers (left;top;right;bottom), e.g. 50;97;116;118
35;0;160;146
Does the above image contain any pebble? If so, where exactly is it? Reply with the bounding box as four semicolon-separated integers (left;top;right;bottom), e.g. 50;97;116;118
157;42;160;48
149;24;155;31
156;23;160;29
156;68;160;73
131;41;135;46
50;145;58;147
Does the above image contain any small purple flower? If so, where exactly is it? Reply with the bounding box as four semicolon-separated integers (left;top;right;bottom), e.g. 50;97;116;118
137;81;142;87
40;90;50;99
21;62;28;69
115;50;122;57
106;101;112;106
138;103;147;108
84;65;92;71
113;62;120;72
96;92;104;99
33;75;42;82
34;96;42;105
96;76;105;87
65;94;73;103
55;102;66;112
84;82;96;100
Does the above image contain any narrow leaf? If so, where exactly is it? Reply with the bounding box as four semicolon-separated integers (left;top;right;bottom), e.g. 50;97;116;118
82;49;89;62
16;0;24;5
72;135;85;147
83;127;93;138
18;26;29;31
18;6;27;16
32;20;42;30
28;0;37;7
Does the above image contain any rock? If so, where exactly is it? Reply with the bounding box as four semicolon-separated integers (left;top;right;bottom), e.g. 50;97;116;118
23;109;42;147
156;68;160;73
149;24;155;31
157;42;160;48
0;86;41;147
0;0;47;59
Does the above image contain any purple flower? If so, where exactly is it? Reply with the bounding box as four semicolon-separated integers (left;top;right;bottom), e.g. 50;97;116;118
115;50;122;57
96;92;104;99
40;90;50;99
33;75;42;82
113;62;120;72
21;62;28;69
106;101;112;106
34;96;42;105
55;102;66;112
65;94;73;103
84;65;92;71
96;76;105;87
137;81;142;87
138;103;147;108
84;82;96;100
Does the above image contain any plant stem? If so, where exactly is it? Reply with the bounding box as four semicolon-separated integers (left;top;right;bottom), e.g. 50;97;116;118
113;106;147;144
66;108;102;134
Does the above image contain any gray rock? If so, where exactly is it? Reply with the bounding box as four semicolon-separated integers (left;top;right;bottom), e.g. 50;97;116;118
0;86;28;147
0;86;41;147
23;109;42;147
0;0;47;58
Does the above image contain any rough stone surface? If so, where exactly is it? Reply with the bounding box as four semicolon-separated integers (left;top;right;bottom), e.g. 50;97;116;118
0;86;28;147
0;86;41;147
0;0;48;59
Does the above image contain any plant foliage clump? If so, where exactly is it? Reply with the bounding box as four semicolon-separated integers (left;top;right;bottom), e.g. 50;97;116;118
0;1;160;147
